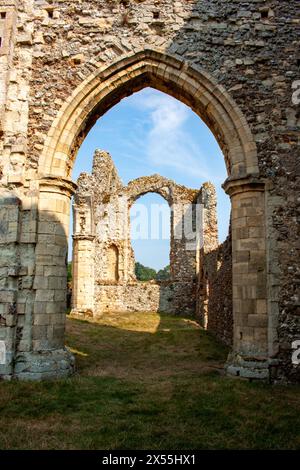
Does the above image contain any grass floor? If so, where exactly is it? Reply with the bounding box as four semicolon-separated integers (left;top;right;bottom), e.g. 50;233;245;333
0;311;300;450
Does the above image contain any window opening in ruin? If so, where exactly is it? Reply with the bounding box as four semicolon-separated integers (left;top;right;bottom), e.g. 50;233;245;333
130;193;171;280
107;244;119;282
192;203;197;233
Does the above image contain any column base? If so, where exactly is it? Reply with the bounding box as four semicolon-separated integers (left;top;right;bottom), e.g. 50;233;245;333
225;352;270;380
0;351;15;380
12;348;75;381
70;308;94;318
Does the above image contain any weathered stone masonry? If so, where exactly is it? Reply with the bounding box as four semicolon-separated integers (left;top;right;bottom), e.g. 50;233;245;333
72;149;217;318
0;0;299;382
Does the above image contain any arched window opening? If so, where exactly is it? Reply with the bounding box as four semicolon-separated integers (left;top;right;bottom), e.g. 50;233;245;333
130;192;171;282
107;244;119;282
69;86;230;323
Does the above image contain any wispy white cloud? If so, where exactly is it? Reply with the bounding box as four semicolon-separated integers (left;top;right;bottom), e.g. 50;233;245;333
127;89;220;183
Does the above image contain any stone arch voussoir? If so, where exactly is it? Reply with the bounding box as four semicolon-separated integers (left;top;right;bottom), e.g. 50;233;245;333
38;49;259;181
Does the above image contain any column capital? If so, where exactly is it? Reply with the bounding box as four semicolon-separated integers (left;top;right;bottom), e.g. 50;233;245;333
72;234;95;241
39;176;77;198
222;175;265;197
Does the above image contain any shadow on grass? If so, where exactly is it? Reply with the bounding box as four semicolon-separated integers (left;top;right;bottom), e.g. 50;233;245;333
66;312;228;380
0;312;299;450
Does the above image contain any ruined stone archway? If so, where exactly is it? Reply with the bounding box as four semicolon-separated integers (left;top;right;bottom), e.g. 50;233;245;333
0;0;297;384
0;48;269;381
34;50;268;380
38;50;258;180
71;154;210;317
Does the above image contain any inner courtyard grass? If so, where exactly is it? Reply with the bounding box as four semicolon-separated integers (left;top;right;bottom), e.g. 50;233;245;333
0;312;299;450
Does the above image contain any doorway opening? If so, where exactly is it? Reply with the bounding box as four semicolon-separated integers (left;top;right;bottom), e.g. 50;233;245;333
69;88;230;320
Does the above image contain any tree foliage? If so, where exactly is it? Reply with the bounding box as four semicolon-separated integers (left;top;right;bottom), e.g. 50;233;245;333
67;262;72;282
156;265;170;281
135;262;157;281
135;262;170;281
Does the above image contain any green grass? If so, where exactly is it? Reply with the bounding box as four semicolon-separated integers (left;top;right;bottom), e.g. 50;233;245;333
0;311;299;450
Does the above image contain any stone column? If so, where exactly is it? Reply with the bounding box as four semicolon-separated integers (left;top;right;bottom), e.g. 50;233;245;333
196;182;218;328
201;182;219;253
13;177;77;380
71;195;95;316
0;192;21;379
223;176;269;379
72;235;95;316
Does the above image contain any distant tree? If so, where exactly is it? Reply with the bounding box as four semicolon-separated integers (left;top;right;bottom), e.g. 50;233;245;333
135;262;157;281
156;265;170;281
67;262;72;282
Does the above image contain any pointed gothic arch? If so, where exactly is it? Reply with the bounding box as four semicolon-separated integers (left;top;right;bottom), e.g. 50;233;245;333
31;49;268;380
38;49;258;181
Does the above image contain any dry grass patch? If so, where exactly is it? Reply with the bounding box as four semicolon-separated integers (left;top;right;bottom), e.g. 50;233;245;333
67;312;225;379
0;312;299;450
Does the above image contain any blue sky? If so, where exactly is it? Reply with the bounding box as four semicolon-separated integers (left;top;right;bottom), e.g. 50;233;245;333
71;88;230;270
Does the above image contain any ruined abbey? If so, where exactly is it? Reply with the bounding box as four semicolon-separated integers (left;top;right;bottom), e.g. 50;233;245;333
72;149;219;318
0;0;299;383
